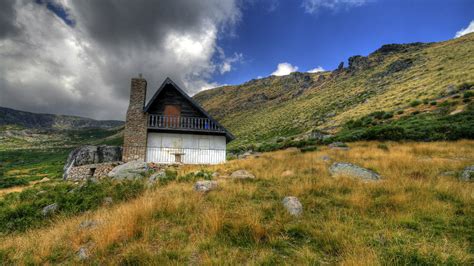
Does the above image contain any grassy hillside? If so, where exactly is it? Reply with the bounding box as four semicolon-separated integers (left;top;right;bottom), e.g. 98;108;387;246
0;141;472;264
194;33;474;150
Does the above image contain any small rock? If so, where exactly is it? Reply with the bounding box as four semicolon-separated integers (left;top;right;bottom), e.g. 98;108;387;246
281;170;294;177
320;155;331;161
238;151;253;159
79;220;99;229
460;165;474;181
103;197;113;206
36;190;47;196
78;246;89;260
230;169;255;179
39;177;50;182
329;162;381;181
439;171;456;177
212;172;220;178
149;170;166;182
328;142;349;150
194;180;218;192
42;203;58;216
282;196;303;216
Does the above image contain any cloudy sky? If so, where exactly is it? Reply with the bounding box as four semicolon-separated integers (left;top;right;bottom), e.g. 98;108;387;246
0;0;473;120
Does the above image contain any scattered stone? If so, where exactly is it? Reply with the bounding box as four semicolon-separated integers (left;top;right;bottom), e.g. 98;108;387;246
282;196;303;216
194;180;218;192
107;160;148;180
439;171;456;177
79;220;99;229
285;147;300;152
320;155;331;161
281;170;295;177
329;162;381;181
103;197;113;206
39;177;50;183
230;170;255;179
460;165;474;181
238;151;253;159
63;145;122;179
78;246;89;261
148;170;166;182
328;142;349;150
42;203;58;216
212;172;220;178
36;190;47;196
445;84;457;95
311;131;333;141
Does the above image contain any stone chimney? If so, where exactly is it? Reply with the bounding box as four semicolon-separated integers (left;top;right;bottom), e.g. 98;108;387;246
123;75;148;162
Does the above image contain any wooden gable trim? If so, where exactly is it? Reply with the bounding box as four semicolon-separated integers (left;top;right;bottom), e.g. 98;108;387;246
144;77;235;141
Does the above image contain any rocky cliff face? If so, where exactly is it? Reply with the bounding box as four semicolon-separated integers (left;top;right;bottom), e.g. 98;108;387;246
0;107;123;130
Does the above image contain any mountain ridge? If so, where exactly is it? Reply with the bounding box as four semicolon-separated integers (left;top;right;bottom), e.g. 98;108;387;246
0;106;124;130
194;33;474;149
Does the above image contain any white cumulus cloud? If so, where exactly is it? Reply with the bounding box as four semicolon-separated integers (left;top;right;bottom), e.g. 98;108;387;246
271;62;299;76
455;20;474;38
307;66;325;73
302;0;370;14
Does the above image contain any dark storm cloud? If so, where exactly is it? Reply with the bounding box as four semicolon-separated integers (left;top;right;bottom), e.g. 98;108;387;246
0;0;21;39
0;0;240;120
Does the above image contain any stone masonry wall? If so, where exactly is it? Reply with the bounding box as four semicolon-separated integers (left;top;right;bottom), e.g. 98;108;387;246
67;162;120;181
123;77;148;162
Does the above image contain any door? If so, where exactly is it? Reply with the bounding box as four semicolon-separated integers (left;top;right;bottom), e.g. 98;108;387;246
164;105;181;128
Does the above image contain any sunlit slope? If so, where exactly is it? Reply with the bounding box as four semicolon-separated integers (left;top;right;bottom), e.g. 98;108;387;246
194;33;474;148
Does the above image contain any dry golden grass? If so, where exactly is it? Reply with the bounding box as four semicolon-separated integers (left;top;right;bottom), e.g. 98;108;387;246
0;141;473;264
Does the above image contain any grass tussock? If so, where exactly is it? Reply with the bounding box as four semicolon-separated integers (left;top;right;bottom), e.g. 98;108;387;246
0;141;473;264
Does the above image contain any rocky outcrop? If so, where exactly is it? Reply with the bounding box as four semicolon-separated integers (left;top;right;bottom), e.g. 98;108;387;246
63;145;122;179
107;160;148;180
194;180;218;192
348;55;370;72
329;162;381;181
42;203;58;216
282;196;303;216
230;170;255;179
460;165;474;181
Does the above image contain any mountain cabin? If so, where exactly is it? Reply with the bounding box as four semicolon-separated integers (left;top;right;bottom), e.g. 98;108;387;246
122;76;234;164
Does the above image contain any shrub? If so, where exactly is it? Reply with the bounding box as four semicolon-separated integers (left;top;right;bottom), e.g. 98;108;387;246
463;91;474;99
300;146;318;152
410;100;421;107
377;143;389;151
430;101;437;106
0;177;29;189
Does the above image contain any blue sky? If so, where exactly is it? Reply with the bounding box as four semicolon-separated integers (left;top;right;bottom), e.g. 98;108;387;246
213;0;474;86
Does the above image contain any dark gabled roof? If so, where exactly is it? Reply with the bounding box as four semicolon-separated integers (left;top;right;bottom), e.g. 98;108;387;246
144;77;235;142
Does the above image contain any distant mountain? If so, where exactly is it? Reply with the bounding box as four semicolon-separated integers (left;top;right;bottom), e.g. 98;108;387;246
0;107;124;130
194;33;474;149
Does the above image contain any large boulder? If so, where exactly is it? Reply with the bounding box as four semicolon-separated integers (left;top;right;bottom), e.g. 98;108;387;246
230;170;255;179
282;196;303;216
329;162;381;181
460;166;474;181
107;160;148;180
63;145;122;179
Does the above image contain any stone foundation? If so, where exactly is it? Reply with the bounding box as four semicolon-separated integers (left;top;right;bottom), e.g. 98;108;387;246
67;162;121;181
